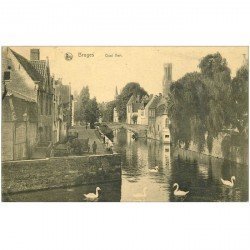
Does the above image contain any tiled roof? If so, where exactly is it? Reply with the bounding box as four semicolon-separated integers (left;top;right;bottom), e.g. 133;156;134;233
2;49;37;102
30;60;47;81
148;96;161;109
10;49;43;82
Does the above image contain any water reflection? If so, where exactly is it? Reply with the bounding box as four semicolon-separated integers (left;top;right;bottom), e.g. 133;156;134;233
5;128;248;202
5;181;121;202
114;128;248;202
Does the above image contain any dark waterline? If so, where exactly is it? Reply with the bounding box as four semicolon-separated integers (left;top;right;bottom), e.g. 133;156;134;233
5;128;248;202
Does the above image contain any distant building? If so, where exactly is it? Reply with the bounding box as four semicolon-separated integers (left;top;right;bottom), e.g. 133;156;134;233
113;107;119;123
242;54;248;67
126;95;139;124
54;78;73;142
147;95;160;138
162;63;172;98
115;86;118;100
147;94;170;143
155;96;170;143
126;94;153;125
146;63;172;143
29;49;54;144
137;95;153;125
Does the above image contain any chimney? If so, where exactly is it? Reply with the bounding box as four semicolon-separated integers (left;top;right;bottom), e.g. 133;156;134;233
30;49;40;61
164;63;172;81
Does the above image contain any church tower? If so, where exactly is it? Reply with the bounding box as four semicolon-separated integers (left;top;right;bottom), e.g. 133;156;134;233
162;63;172;97
242;54;248;67
115;86;118;100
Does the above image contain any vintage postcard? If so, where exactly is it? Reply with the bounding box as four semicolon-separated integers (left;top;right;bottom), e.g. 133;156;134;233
1;46;248;202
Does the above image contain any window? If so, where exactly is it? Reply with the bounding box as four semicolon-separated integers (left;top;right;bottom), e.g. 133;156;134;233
158;125;159;131
40;93;43;115
165;118;169;128
4;71;10;81
149;109;155;117
165;135;169;138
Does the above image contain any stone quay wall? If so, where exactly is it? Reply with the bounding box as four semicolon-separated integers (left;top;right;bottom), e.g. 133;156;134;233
2;154;121;194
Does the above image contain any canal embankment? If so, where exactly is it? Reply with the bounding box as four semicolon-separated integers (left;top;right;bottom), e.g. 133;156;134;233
179;133;248;165
2;153;121;195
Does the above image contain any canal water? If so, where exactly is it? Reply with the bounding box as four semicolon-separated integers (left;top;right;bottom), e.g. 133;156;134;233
6;128;248;202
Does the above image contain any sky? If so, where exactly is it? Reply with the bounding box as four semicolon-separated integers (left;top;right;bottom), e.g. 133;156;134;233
10;46;248;102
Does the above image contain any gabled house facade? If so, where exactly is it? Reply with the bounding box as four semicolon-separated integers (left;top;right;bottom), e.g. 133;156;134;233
137;94;153;125
147;95;170;143
29;49;54;144
2;48;40;161
126;95;136;124
147;63;172;143
2;47;74;160
126;94;152;125
10;48;54;145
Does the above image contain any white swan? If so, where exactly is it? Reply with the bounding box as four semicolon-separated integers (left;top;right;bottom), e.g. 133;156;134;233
149;166;159;173
221;176;236;187
133;187;147;201
84;187;101;201
173;183;189;197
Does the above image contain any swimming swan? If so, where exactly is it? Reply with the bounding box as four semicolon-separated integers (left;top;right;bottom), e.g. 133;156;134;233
173;183;189;197
221;176;236;187
84;187;101;201
133;187;148;200
149;166;159;173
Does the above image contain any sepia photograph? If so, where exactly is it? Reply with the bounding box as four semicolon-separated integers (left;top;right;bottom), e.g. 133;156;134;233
1;1;250;250
1;46;249;202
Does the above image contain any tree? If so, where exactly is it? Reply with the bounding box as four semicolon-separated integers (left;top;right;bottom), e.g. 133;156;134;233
199;52;232;138
230;65;248;136
84;97;100;126
101;100;116;122
75;86;90;122
167;72;206;150
116;82;148;121
167;52;237;153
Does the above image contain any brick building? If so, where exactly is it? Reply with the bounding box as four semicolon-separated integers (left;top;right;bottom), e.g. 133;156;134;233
54;78;73;142
2;47;55;161
2;48;39;161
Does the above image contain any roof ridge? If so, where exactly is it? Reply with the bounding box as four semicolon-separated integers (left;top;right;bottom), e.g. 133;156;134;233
10;48;43;82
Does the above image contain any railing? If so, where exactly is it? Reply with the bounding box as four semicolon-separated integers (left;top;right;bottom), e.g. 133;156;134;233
96;127;114;153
